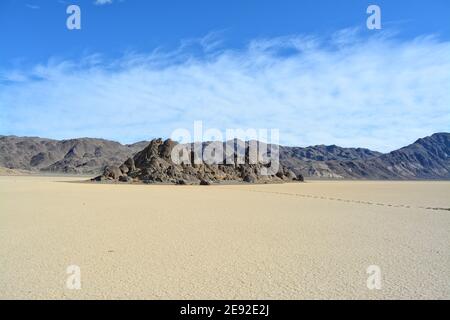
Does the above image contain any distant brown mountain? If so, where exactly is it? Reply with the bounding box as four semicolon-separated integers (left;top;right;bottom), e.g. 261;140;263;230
281;133;450;179
0;136;147;174
1;133;449;179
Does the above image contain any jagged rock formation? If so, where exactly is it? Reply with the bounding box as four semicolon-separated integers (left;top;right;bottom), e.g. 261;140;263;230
93;138;303;184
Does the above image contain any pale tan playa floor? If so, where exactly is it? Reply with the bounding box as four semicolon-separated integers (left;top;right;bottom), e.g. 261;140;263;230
0;176;449;299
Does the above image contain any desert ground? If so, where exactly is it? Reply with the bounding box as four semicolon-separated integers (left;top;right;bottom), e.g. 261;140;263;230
0;175;449;299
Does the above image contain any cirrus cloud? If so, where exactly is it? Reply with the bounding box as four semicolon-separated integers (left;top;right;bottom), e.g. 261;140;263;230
0;29;449;152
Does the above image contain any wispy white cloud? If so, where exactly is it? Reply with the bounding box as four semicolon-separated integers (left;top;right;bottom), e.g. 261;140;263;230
0;29;449;152
25;4;40;10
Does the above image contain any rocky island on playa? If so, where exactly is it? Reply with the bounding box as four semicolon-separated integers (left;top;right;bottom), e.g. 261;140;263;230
93;138;304;185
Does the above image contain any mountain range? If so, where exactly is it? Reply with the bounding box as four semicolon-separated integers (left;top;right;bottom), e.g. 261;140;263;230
0;133;449;180
0;136;148;174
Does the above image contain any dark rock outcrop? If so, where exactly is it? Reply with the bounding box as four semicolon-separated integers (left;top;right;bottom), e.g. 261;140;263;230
93;138;303;185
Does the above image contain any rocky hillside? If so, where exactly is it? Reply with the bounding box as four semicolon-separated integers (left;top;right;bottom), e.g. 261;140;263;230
94;138;303;184
0;136;147;174
279;145;382;178
346;132;450;179
281;133;450;179
280;145;381;162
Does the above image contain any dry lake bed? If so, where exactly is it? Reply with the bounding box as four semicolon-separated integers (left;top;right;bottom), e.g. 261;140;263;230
1;176;449;299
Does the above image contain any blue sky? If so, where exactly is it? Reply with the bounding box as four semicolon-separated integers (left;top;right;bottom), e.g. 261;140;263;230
0;0;449;151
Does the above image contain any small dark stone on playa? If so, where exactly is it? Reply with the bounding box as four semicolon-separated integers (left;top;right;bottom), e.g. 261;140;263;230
92;175;106;182
243;174;257;183
118;175;132;183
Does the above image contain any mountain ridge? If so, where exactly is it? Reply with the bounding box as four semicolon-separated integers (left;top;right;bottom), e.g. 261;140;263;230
1;133;449;180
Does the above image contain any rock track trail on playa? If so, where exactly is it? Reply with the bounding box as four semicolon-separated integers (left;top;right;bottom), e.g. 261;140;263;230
230;187;450;212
